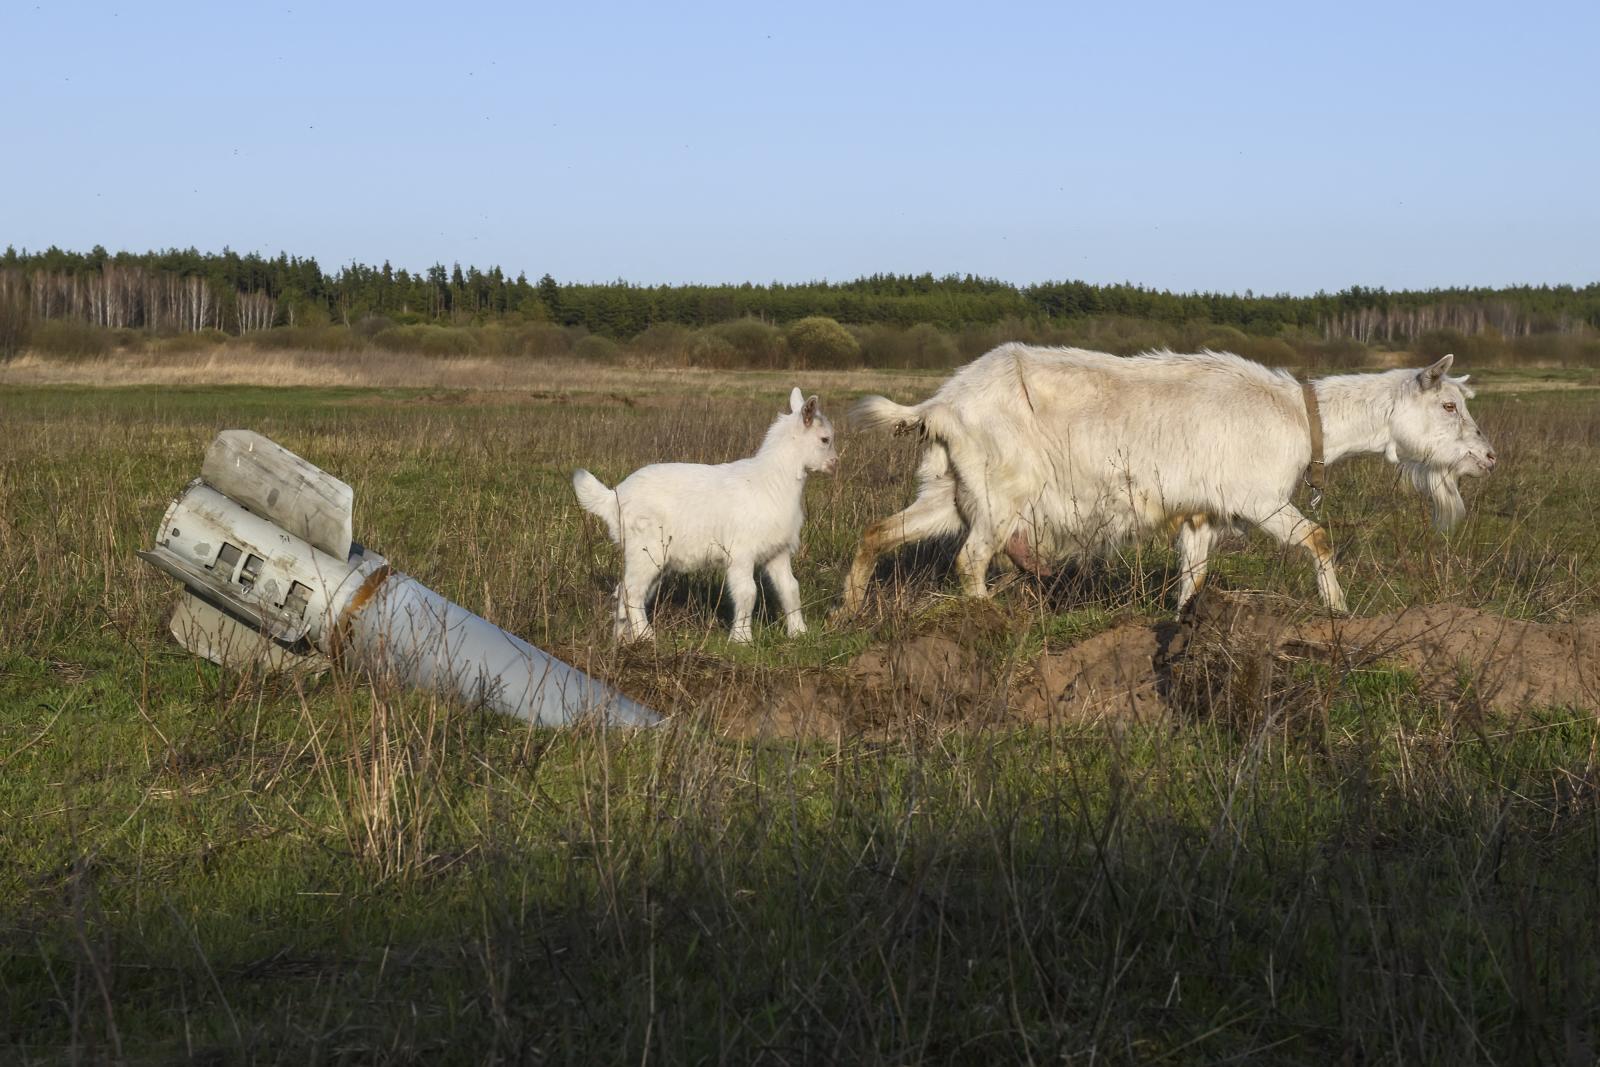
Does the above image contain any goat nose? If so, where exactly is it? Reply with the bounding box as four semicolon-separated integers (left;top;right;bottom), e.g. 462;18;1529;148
1485;451;1497;468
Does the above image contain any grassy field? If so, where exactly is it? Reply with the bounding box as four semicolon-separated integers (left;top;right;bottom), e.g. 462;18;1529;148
3;364;1600;1063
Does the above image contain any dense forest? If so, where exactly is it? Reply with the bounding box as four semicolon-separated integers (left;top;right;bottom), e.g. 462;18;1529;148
2;245;1598;368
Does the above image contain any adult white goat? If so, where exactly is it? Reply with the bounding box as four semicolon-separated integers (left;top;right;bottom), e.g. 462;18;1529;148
574;387;839;643
841;344;1495;614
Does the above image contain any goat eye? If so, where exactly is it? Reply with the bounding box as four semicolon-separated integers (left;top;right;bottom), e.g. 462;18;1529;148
820;437;831;445
1443;402;1457;413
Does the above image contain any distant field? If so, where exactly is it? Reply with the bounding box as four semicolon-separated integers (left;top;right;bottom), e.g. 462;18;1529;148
0;347;953;397
6;344;1599;396
3;367;1599;1062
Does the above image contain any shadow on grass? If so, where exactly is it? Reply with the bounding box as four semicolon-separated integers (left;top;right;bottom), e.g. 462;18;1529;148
6;682;1599;1064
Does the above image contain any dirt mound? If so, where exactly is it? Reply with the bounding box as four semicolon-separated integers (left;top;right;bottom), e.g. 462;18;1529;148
1019;623;1173;724
847;635;986;711
732;635;999;739
738;594;1600;738
734;679;844;740
1186;594;1600;713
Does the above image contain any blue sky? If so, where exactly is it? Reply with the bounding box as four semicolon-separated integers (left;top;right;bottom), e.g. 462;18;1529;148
3;0;1595;292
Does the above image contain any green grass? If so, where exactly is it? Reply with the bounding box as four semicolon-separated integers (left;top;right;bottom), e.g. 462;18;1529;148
2;379;1599;1063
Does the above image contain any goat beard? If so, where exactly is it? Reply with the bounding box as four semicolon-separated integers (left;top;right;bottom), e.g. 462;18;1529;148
1403;462;1467;532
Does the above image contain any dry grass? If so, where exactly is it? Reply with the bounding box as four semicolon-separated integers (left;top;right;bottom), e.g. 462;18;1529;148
6;346;1593;402
2;369;1599;1062
0;347;951;398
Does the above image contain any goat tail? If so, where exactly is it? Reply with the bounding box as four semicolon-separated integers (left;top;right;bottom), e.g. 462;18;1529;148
852;396;969;444
849;395;927;436
572;469;622;542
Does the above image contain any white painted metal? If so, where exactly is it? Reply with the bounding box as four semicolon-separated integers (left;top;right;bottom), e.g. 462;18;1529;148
141;432;660;729
343;575;659;727
167;591;329;675
201;429;355;560
140;481;378;646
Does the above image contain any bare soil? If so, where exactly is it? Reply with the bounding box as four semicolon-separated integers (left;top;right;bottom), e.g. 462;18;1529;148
726;593;1600;738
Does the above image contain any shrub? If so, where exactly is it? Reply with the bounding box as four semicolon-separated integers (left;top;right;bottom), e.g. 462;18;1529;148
685;330;740;369
0;291;31;361
709;318;785;368
1415;328;1469;361
954;320;1017;360
240;326;363;355
1230;335;1299;368
785;316;860;369
354;314;394;341
109;328;147;352
29;320;113;359
1184;323;1250;352
371;325;473;358
855;323;960;369
511;323;580;358
573;334;621;363
1070;316;1175;356
155;329;230;355
289;302;333;328
1510;332;1600;367
246;324;362;353
629;322;695;364
1293;336;1370;371
468;325;516;356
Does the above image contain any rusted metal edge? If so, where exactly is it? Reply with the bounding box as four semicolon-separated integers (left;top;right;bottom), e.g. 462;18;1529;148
327;564;393;661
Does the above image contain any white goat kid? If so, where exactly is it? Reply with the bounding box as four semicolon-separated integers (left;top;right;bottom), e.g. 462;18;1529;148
843;345;1495;614
574;388;839;643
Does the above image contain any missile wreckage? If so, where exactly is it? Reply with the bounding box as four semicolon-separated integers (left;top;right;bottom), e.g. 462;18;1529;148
140;430;659;728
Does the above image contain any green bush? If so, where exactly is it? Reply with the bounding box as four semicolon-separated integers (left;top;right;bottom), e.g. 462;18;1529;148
1417;328;1507;365
467;325;515;356
289;302;333;329
709;318;785;368
573;334;621;363
1510;332;1600;367
855;323;960;369
1230;335;1299;368
255;324;362;352
1292;336;1370;370
29;319;113;358
785;316;860;369
155;329;229;355
511;323;580;358
354;314;394;341
1186;323;1250;352
0;292;31;360
371;325;473;357
1068;316;1176;356
686;330;741;369
109;328;147;352
630;322;696;363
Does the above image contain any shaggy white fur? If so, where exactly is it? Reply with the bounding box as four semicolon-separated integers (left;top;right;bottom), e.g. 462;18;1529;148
575;388;838;642
844;344;1494;614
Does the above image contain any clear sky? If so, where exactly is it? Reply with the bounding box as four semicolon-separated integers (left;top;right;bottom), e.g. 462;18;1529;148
3;0;1595;293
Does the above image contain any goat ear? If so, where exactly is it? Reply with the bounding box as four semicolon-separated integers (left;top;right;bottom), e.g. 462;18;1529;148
801;395;820;427
1418;354;1454;390
789;387;804;414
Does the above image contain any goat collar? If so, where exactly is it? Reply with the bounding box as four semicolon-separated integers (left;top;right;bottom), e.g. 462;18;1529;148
1301;380;1326;508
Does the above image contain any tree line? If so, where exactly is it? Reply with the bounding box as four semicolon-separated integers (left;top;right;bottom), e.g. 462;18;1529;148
3;244;1598;347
